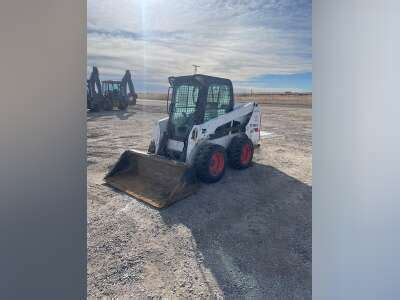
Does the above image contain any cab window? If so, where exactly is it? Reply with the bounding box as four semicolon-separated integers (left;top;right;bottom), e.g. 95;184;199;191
204;84;232;122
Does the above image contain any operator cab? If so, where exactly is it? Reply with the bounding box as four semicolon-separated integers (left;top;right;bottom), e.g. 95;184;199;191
102;80;122;97
165;74;235;160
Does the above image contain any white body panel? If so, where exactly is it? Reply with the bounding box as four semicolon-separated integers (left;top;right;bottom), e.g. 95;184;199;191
150;102;261;165
167;139;185;152
152;117;169;154
245;103;262;145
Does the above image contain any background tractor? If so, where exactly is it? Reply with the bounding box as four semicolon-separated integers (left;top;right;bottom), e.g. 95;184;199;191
102;70;137;110
87;67;137;112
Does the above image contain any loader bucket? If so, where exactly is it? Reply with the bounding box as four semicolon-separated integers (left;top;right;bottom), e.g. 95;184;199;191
104;150;198;208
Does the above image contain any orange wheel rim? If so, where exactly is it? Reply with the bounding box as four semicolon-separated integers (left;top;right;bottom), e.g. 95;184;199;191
240;143;252;164
209;152;224;176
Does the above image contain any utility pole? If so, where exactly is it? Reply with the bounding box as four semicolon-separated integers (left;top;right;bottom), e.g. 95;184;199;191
192;64;200;74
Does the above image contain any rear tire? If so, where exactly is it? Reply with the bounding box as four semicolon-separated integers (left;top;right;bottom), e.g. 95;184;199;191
227;135;254;169
194;144;226;183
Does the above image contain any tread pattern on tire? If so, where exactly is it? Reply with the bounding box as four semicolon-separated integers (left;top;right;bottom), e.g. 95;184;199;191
148;140;156;154
227;135;254;169
194;143;226;183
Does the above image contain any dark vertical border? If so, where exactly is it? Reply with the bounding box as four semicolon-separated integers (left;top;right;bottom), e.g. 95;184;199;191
314;1;400;299
0;0;86;298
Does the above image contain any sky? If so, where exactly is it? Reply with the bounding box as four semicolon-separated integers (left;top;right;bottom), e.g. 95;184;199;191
87;0;311;93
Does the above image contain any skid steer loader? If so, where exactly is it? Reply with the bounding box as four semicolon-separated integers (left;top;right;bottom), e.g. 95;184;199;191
105;74;261;208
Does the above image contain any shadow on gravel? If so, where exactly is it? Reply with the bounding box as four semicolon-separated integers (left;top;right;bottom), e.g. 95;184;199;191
159;163;312;298
87;109;136;121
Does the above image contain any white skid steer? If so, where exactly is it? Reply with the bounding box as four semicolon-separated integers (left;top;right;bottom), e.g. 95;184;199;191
105;74;261;208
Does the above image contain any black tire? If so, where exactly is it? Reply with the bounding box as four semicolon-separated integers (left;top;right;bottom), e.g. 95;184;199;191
103;98;113;111
87;96;92;110
90;100;103;112
194;144;227;183
148;140;156;154
118;100;128;110
227;135;254;169
129;94;137;105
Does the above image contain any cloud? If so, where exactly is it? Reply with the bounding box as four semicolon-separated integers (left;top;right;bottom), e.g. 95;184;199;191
87;0;311;92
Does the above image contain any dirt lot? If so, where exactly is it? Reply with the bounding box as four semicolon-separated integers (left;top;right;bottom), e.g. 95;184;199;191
87;99;312;298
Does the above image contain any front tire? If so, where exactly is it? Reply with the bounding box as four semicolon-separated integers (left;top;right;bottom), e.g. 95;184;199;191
118;100;128;110
90;100;103;112
148;140;156;154
103;98;113;111
194;144;226;183
227;135;254;169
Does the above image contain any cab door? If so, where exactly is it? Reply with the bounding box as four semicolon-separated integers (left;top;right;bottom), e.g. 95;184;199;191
166;83;201;160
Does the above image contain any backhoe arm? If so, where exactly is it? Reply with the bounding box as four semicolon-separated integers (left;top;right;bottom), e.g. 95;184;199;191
121;70;137;104
88;66;102;97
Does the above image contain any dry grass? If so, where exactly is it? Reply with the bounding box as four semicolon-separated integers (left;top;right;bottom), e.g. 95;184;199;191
137;92;312;107
236;93;312;106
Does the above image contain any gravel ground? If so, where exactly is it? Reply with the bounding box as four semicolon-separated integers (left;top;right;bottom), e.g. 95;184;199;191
87;99;312;298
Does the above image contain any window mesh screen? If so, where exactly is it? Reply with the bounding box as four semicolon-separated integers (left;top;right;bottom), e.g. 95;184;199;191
204;84;231;121
171;85;199;122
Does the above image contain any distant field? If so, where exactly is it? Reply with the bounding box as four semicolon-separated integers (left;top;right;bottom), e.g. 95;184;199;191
137;93;169;101
236;93;312;106
137;92;312;107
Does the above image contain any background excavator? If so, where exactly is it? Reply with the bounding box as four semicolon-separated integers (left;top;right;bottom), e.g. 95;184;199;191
102;70;138;110
87;67;137;112
105;74;261;208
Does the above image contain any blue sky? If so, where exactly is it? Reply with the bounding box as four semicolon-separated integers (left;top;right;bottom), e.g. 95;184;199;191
87;0;311;92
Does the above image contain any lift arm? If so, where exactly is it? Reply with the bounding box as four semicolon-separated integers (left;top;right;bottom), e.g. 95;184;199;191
88;66;102;97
